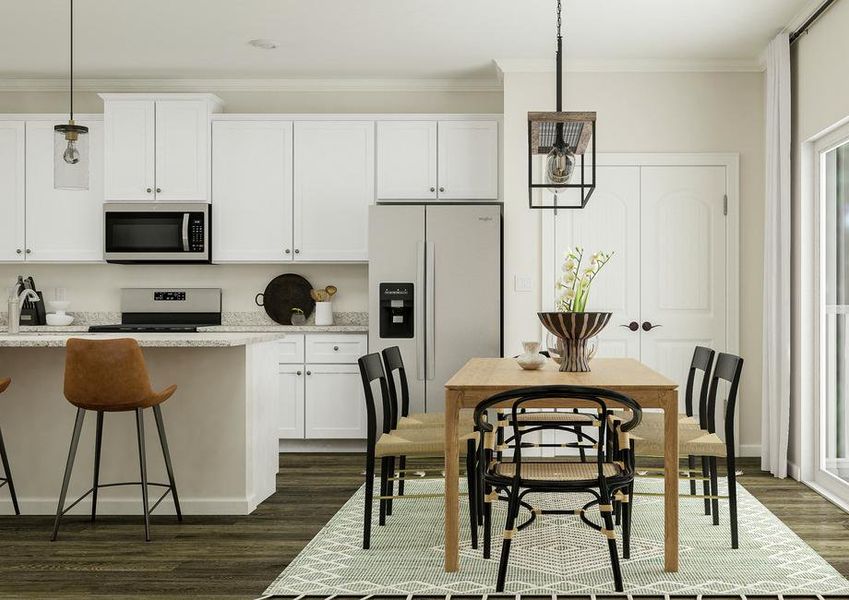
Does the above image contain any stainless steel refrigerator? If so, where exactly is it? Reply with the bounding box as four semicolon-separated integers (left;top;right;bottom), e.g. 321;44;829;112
368;204;502;414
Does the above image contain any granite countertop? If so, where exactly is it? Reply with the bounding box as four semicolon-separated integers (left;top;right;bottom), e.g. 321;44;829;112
0;331;291;348
2;311;368;335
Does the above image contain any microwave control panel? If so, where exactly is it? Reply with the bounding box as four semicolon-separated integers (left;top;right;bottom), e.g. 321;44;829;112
189;213;205;252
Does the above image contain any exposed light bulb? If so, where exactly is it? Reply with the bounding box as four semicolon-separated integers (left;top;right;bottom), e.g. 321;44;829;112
545;144;575;185
63;139;80;165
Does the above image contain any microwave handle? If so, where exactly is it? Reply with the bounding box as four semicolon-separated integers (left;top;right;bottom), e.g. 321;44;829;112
181;214;190;252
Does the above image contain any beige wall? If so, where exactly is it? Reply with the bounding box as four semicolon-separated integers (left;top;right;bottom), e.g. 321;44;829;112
790;0;849;467
0;88;503;316
502;70;765;452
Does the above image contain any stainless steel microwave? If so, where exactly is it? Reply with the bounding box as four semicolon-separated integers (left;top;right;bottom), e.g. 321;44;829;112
104;203;210;264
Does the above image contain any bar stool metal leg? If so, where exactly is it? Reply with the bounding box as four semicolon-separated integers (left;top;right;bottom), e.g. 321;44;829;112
135;408;151;542
153;405;182;521
0;425;19;516
51;408;86;541
91;411;104;522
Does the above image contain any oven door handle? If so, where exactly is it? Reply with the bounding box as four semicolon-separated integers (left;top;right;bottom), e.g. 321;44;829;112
181;213;190;252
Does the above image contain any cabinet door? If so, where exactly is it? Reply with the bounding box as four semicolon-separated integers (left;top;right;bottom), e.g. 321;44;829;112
155;100;209;202
103;100;155;201
0;122;25;262
437;120;498;200
376;121;437;200
304;364;366;439
294;121;374;261
212;121;294;262
25;120;104;262
278;364;305;439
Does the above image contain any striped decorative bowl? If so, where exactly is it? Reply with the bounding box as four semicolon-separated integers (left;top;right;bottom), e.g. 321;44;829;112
537;311;612;372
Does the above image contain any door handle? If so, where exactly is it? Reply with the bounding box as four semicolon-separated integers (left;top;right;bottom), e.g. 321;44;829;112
620;321;639;332
642;321;662;332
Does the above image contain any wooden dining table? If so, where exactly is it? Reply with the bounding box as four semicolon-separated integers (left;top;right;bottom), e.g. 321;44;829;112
443;357;680;573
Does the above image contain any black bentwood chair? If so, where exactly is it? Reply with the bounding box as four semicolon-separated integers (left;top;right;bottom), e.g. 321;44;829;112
474;385;641;593
358;352;479;550
632;352;744;549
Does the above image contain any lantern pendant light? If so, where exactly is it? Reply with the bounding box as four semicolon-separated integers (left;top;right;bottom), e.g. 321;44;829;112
527;0;596;209
54;0;89;191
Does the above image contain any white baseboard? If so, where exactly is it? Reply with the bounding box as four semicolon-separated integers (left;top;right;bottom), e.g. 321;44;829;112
279;439;366;453
739;443;761;458
787;460;801;480
0;496;253;516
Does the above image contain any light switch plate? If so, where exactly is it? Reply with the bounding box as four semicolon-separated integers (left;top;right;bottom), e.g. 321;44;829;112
514;275;533;292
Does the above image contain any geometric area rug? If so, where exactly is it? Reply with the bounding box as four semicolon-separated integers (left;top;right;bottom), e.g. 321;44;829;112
262;477;849;597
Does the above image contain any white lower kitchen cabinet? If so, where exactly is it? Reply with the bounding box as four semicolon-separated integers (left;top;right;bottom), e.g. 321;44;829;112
277;364;306;439
304;364;366;439
277;333;367;440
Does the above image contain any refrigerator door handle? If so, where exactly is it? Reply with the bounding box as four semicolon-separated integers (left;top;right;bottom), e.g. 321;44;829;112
426;241;436;381
416;240;426;381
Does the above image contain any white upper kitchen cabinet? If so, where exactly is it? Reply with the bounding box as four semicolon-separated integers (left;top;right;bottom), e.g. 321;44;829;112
436;120;499;200
101;94;222;202
212;120;294;262
294;121;374;261
25;120;104;262
0;122;25;262
376;121;437;201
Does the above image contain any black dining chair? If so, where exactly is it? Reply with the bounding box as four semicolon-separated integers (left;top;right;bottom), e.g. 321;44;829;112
631;352;744;548
474;385;641;592
357;352;479;550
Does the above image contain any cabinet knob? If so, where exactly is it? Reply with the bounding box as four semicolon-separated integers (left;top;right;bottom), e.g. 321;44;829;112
333;345;339;351
15;249;21;255
430;187;435;192
294;249;300;254
439;186;445;192
25;249;31;254
146;187;152;193
285;249;291;254
306;370;312;376
155;188;162;194
296;370;302;376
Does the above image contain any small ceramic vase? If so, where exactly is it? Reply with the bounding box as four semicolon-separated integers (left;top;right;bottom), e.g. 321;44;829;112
516;341;546;370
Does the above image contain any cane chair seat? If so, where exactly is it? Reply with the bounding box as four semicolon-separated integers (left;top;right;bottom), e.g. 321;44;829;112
633;426;727;458
375;427;477;458
508;411;596;425
493;460;623;481
396;409;476;429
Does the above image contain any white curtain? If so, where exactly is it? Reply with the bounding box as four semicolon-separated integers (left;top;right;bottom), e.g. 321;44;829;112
762;33;791;478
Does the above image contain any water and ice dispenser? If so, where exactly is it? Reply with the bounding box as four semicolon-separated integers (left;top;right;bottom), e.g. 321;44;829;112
379;283;414;338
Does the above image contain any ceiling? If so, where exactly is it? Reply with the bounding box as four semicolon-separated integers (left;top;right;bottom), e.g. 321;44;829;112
0;0;814;83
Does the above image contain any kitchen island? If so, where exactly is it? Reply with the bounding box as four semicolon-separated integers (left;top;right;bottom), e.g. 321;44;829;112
0;331;284;515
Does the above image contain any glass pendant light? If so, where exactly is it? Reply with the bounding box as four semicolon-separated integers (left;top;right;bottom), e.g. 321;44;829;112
54;0;89;191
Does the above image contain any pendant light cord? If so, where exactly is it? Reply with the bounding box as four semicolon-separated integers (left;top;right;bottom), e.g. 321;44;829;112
555;0;563;112
69;0;74;121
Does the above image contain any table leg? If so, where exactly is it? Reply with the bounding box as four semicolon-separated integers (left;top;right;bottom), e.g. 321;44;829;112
663;389;679;572
444;389;461;572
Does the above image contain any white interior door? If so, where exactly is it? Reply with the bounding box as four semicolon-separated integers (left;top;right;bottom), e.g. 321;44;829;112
212;120;294;262
640;166;727;413
549;166;641;359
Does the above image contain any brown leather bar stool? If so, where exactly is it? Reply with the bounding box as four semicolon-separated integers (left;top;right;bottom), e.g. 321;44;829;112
0;378;20;515
51;338;181;542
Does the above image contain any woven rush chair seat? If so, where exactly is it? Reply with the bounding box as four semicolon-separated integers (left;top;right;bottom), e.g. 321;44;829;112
494;460;622;481
636;411;699;427
375;427;477;457
633;426;726;458
508;411;596;425
396;409;476;430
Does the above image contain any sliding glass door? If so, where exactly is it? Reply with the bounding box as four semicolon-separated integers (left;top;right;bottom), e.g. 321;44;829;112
815;126;849;503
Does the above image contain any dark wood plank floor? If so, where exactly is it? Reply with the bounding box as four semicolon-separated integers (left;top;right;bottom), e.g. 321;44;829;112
0;455;847;599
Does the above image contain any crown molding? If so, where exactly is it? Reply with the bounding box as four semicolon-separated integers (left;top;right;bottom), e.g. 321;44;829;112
0;77;503;93
494;57;765;76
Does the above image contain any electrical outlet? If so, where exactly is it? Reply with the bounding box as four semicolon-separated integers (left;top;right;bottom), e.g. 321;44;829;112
514;275;533;292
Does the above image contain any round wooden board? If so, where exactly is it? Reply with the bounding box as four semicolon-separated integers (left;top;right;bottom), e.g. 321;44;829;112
256;274;315;325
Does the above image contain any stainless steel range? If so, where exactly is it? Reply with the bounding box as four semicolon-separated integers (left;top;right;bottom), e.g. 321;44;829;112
88;288;222;333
